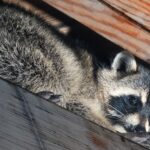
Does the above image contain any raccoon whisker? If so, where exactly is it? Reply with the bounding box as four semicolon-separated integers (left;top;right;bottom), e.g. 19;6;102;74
106;104;125;117
105;112;123;119
124;106;128;114
105;113;122;117
106;114;126;126
105;114;122;119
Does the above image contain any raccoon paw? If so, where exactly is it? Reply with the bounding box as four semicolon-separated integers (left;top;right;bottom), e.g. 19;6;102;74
36;91;63;104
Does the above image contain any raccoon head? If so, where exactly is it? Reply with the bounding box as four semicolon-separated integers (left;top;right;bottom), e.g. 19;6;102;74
99;51;150;133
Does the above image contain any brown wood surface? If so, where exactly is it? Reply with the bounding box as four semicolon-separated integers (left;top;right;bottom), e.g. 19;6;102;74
103;0;150;30
42;0;150;63
0;79;148;150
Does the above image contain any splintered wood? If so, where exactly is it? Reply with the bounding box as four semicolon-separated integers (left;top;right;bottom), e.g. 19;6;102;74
43;0;150;64
0;79;148;150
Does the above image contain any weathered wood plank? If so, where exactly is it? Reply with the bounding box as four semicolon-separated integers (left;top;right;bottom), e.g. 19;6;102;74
0;79;148;150
42;0;150;64
103;0;150;30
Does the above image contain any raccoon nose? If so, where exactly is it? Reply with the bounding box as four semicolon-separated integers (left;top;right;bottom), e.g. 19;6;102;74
134;125;145;133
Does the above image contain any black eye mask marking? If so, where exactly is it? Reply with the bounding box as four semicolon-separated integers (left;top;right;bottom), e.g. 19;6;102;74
109;95;142;114
105;95;142;125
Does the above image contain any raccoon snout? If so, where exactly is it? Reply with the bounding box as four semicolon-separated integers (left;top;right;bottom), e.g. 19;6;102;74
134;125;146;133
125;125;146;133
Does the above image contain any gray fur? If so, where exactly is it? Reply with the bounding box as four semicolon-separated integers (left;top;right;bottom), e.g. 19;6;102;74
1;3;150;133
0;3;97;114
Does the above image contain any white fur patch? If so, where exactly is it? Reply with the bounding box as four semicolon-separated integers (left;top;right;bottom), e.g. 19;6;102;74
145;119;150;132
107;109;122;118
108;109;118;116
141;91;148;105
113;125;127;133
125;113;140;126
110;87;139;97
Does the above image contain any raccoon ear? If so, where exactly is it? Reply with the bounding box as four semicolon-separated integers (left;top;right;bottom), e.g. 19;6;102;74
112;51;137;75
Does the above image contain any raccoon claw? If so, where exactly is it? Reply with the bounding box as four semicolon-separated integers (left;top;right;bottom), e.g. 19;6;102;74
36;91;62;104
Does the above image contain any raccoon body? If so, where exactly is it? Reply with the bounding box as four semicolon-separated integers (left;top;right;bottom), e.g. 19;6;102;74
1;2;150;133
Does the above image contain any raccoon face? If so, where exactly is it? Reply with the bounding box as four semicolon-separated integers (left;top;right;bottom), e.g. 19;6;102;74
101;51;150;133
106;93;150;133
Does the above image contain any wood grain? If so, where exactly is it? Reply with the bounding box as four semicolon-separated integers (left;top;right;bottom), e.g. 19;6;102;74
42;0;150;63
0;79;148;150
103;0;150;30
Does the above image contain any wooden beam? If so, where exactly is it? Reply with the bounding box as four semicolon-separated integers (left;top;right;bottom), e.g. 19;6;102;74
103;0;150;30
0;79;148;150
42;0;150;63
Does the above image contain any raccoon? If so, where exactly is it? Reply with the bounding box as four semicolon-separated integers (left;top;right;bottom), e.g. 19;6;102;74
1;2;150;133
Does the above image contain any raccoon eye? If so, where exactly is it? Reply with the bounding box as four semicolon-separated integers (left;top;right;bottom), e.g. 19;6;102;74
125;95;139;106
108;95;142;115
124;95;141;110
